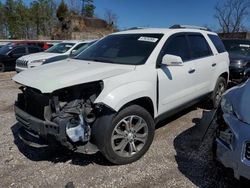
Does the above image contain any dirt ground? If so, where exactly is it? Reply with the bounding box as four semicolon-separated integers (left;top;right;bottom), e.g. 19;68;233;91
0;72;245;188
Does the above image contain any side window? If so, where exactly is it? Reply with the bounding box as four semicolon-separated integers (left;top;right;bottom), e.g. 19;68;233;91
162;35;191;62
28;47;40;53
12;47;26;55
72;43;86;51
188;35;213;59
208;34;226;53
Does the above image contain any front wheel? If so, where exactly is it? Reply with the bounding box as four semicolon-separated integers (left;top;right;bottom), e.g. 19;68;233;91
211;77;227;109
93;105;155;165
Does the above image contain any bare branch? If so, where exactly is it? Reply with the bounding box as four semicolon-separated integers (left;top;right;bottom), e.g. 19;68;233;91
214;0;250;33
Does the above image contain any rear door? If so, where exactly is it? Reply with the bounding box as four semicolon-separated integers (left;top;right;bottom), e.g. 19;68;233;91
187;33;214;96
157;33;197;115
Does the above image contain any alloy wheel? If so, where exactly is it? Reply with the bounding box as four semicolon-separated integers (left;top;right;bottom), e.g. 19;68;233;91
111;115;149;157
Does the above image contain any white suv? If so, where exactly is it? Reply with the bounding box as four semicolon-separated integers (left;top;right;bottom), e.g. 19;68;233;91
15;40;94;72
13;25;229;164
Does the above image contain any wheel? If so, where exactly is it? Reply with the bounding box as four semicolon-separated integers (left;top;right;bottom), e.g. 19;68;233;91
211;77;227;109
0;63;5;72
92;105;155;165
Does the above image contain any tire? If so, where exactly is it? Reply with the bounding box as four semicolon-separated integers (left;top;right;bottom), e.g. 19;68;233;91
92;105;155;165
0;63;5;72
211;77;227;109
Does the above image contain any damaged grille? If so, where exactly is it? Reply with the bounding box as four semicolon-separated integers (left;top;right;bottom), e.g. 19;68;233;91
17;88;49;120
245;143;250;160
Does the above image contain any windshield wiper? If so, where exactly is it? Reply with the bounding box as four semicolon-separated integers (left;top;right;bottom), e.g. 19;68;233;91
81;57;116;64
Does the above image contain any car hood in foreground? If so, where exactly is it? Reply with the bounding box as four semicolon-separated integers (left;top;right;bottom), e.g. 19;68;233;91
226;79;250;124
13;59;135;93
18;52;63;62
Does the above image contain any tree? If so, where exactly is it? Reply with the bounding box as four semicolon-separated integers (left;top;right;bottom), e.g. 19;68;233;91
84;0;95;17
56;0;69;21
0;2;8;38
215;0;250;33
104;9;118;28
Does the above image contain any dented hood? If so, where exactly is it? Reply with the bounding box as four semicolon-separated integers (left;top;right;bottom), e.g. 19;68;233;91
13;59;135;93
226;79;250;124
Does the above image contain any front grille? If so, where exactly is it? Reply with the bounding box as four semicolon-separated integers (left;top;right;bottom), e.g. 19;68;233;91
16;59;28;68
18;88;50;120
245;143;250;160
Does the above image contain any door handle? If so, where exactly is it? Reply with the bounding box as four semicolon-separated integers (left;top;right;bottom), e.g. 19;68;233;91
188;68;196;74
212;63;217;67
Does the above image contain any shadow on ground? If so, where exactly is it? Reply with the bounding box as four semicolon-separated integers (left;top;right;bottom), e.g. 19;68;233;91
173;110;244;188
11;123;112;166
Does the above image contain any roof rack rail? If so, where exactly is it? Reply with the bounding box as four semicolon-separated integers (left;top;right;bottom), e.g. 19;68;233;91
169;25;211;31
126;27;146;30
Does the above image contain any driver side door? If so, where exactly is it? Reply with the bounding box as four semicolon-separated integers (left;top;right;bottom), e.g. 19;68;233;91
157;33;197;115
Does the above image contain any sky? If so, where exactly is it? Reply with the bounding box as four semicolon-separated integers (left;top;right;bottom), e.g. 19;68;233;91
94;0;220;30
20;0;220;30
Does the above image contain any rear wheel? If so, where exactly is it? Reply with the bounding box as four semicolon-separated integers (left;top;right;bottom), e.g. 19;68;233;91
93;105;155;165
0;63;5;72
211;77;227;109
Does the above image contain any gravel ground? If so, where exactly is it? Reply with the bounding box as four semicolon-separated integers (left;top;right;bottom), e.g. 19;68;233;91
0;72;245;188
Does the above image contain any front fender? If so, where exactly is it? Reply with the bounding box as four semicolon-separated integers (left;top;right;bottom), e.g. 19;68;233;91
95;81;156;116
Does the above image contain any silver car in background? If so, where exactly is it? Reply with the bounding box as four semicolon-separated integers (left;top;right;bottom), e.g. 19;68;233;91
215;79;250;180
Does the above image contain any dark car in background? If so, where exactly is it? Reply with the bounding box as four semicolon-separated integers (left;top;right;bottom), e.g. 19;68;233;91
223;39;250;82
9;41;51;50
0;44;43;72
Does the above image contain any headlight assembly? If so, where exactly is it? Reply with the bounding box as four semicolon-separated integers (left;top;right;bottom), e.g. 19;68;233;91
31;59;46;64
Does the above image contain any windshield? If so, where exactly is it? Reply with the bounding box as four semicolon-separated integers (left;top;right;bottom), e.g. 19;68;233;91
75;34;163;65
223;40;250;56
0;45;13;55
46;42;75;53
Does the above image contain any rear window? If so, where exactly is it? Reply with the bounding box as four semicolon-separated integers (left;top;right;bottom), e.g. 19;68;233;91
28;47;41;53
188;35;213;59
208;34;226;53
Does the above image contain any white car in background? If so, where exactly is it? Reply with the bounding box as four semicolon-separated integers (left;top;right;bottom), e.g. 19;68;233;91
15;40;95;72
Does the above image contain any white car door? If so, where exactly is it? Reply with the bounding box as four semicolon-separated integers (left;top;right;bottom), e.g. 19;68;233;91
157;34;197;115
187;34;215;96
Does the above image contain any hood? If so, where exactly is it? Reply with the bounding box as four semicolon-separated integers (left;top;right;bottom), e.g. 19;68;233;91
226;80;250;124
13;59;135;93
18;52;62;62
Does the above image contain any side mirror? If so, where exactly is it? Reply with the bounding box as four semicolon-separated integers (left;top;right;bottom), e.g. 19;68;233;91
70;50;77;57
161;54;183;66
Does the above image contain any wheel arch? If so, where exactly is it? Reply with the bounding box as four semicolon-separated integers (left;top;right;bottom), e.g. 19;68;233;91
119;97;155;118
219;72;229;83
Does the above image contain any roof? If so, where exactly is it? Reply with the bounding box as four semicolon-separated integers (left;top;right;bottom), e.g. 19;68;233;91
114;27;216;35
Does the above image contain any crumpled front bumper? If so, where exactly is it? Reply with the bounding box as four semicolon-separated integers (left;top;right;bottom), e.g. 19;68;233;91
215;111;250;180
15;105;70;148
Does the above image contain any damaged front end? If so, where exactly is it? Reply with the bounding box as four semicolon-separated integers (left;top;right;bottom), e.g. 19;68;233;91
15;81;105;153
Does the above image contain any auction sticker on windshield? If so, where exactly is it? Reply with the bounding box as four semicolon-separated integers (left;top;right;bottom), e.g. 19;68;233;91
138;37;159;43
